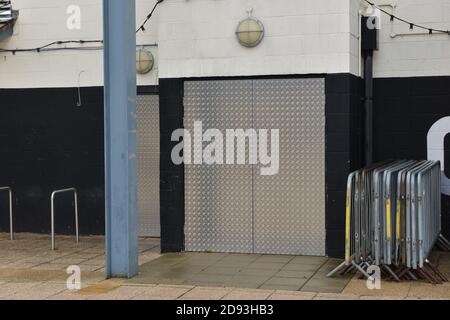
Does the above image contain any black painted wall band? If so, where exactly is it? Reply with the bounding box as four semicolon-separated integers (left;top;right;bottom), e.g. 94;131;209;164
325;74;364;258
0;87;105;235
159;79;185;253
373;76;450;240
2;76;448;258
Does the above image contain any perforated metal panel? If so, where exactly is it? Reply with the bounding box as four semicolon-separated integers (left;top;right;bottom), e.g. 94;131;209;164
253;78;325;255
184;78;326;256
137;94;160;237
184;80;254;253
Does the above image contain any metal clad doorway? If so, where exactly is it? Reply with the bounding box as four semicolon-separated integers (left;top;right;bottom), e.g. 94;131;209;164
184;78;325;255
137;94;160;237
253;79;325;255
184;80;254;252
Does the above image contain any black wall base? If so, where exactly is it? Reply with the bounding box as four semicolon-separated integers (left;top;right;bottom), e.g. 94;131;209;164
0;87;105;235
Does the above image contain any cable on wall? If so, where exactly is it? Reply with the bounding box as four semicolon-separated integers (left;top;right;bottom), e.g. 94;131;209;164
364;0;450;35
136;0;164;33
1;0;164;54
0;40;103;54
0;40;158;55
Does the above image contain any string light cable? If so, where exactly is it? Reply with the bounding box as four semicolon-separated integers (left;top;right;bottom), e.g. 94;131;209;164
136;0;165;33
0;40;157;55
364;0;450;35
0;40;103;54
1;1;163;54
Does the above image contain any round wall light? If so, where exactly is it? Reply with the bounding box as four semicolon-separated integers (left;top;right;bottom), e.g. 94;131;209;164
235;9;264;48
136;49;154;74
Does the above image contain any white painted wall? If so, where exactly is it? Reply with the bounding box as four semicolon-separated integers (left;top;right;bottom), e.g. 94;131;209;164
1;0;449;88
0;0;159;88
157;0;354;78
370;0;450;78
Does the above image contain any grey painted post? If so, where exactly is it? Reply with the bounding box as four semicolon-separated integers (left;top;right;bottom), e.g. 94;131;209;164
103;0;138;278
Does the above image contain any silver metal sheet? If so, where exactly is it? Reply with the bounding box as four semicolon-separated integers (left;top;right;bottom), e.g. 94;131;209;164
183;78;326;256
253;78;326;256
184;80;254;253
137;94;160;237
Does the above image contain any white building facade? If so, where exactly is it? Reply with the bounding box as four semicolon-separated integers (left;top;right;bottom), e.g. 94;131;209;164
0;0;449;257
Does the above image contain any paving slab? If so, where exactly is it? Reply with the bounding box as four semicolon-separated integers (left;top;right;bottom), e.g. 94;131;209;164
268;290;316;300
275;270;313;279
0;283;46;299
0;268;62;282
189;273;234;284
200;266;242;276
247;262;287;270
87;285;149;300
178;286;232;300
255;255;295;264
212;260;255;268
47;291;89;300
79;282;121;295
132;285;194;300
314;293;360;300
359;295;404;300
282;263;321;272
407;283;450;299
342;278;411;298
263;276;308;288
300;277;349;293
290;256;328;265
4;283;67;300
228;274;271;286
222;288;274;300
237;268;278;277
259;284;304;291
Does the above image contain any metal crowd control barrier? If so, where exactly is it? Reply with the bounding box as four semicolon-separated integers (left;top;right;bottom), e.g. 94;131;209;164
0;186;13;240
328;160;449;284
51;188;79;250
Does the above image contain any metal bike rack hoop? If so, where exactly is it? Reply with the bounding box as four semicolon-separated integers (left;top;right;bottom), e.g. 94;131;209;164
51;187;79;250
0;186;13;240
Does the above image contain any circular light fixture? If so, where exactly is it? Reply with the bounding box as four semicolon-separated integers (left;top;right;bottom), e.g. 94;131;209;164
136;49;154;74
235;9;264;48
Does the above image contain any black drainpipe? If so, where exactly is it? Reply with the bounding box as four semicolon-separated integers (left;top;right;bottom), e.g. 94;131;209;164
361;16;378;166
363;51;374;165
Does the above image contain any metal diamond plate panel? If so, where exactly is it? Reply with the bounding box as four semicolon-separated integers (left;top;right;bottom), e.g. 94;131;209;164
253;78;325;256
137;94;160;237
184;80;254;253
184;78;325;256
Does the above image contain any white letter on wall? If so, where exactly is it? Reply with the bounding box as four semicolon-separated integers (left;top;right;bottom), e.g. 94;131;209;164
427;116;450;195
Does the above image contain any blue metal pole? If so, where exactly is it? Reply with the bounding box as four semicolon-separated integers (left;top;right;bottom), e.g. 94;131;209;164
103;0;138;278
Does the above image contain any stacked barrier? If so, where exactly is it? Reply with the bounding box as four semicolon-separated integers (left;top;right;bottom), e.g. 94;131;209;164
328;160;450;284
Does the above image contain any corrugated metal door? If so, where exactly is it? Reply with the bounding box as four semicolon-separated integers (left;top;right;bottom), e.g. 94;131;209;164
137;94;160;237
184;78;325;255
184;80;254;253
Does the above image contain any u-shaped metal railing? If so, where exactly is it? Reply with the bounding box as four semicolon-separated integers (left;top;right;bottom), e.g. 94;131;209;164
51;188;79;250
0;186;13;240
